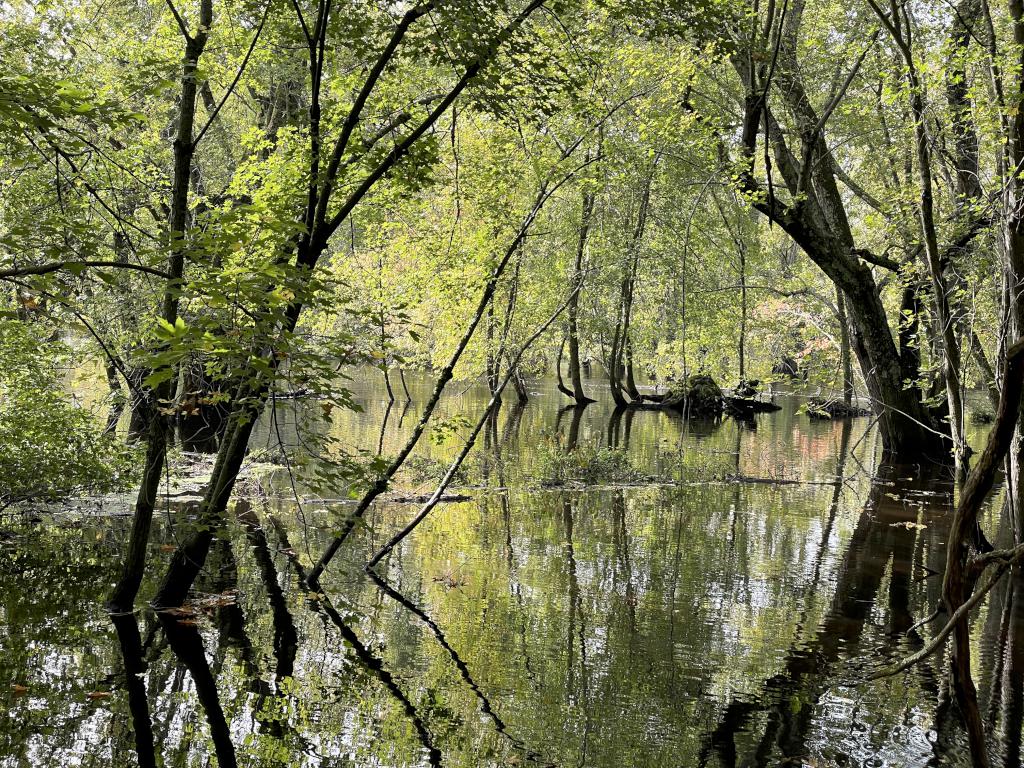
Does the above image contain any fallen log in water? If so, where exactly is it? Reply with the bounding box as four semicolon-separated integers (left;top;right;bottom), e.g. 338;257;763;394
386;493;473;504
725;474;842;487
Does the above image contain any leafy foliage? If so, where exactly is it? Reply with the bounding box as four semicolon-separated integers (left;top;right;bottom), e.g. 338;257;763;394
0;321;136;509
533;441;645;486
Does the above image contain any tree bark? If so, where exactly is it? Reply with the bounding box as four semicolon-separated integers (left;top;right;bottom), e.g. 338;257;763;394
108;0;212;612
870;0;967;464
728;6;947;457
566;160;597;404
836;288;854;406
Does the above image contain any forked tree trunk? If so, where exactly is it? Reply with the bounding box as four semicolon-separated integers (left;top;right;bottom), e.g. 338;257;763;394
731;1;947;458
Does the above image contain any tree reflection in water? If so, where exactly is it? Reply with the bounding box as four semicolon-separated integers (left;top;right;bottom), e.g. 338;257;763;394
10;385;1024;766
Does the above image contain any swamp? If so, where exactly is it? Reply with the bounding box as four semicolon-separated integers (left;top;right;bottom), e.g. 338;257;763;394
4;0;1024;766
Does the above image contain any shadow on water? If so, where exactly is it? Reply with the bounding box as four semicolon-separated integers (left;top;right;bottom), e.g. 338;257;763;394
366;568;553;766
110;613;157;768
556;403;587;451
992;567;1024;767
698;460;956;767
972;523;1024;768
271;516;443;767
231;501;299;693
158;612;238;768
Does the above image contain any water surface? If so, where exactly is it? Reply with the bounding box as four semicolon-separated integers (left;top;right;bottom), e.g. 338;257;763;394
1;371;1021;767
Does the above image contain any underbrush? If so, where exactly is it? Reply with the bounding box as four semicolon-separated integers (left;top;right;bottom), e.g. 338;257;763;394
0;320;138;510
533;443;647;487
401;455;471;487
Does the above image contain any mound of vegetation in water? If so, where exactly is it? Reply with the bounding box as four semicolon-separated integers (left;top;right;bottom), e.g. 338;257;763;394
533;443;647;487
656;374;725;416
401;455;471;487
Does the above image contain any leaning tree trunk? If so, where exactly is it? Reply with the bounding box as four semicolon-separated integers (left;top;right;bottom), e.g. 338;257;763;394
841;264;945;455
762;180;945;455
729;0;946;458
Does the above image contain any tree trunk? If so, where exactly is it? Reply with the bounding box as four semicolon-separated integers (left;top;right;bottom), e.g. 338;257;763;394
738;239;747;383
398;367;413;401
108;2;212;612
556;336;575;398
382;365;395;404
609;163;654;408
624;335;641;401
836;288;854;406
787;216;946;457
566;170;596;404
104;361;125;435
486;298;500;397
730;4;946;458
971;330;999;410
505;351;529;404
899;24;967;464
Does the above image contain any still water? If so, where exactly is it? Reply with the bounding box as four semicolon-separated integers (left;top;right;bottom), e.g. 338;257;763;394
1;371;1022;767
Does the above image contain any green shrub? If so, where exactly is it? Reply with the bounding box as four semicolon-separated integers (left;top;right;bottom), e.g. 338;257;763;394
533;442;645;487
0;320;136;509
401;454;470;486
